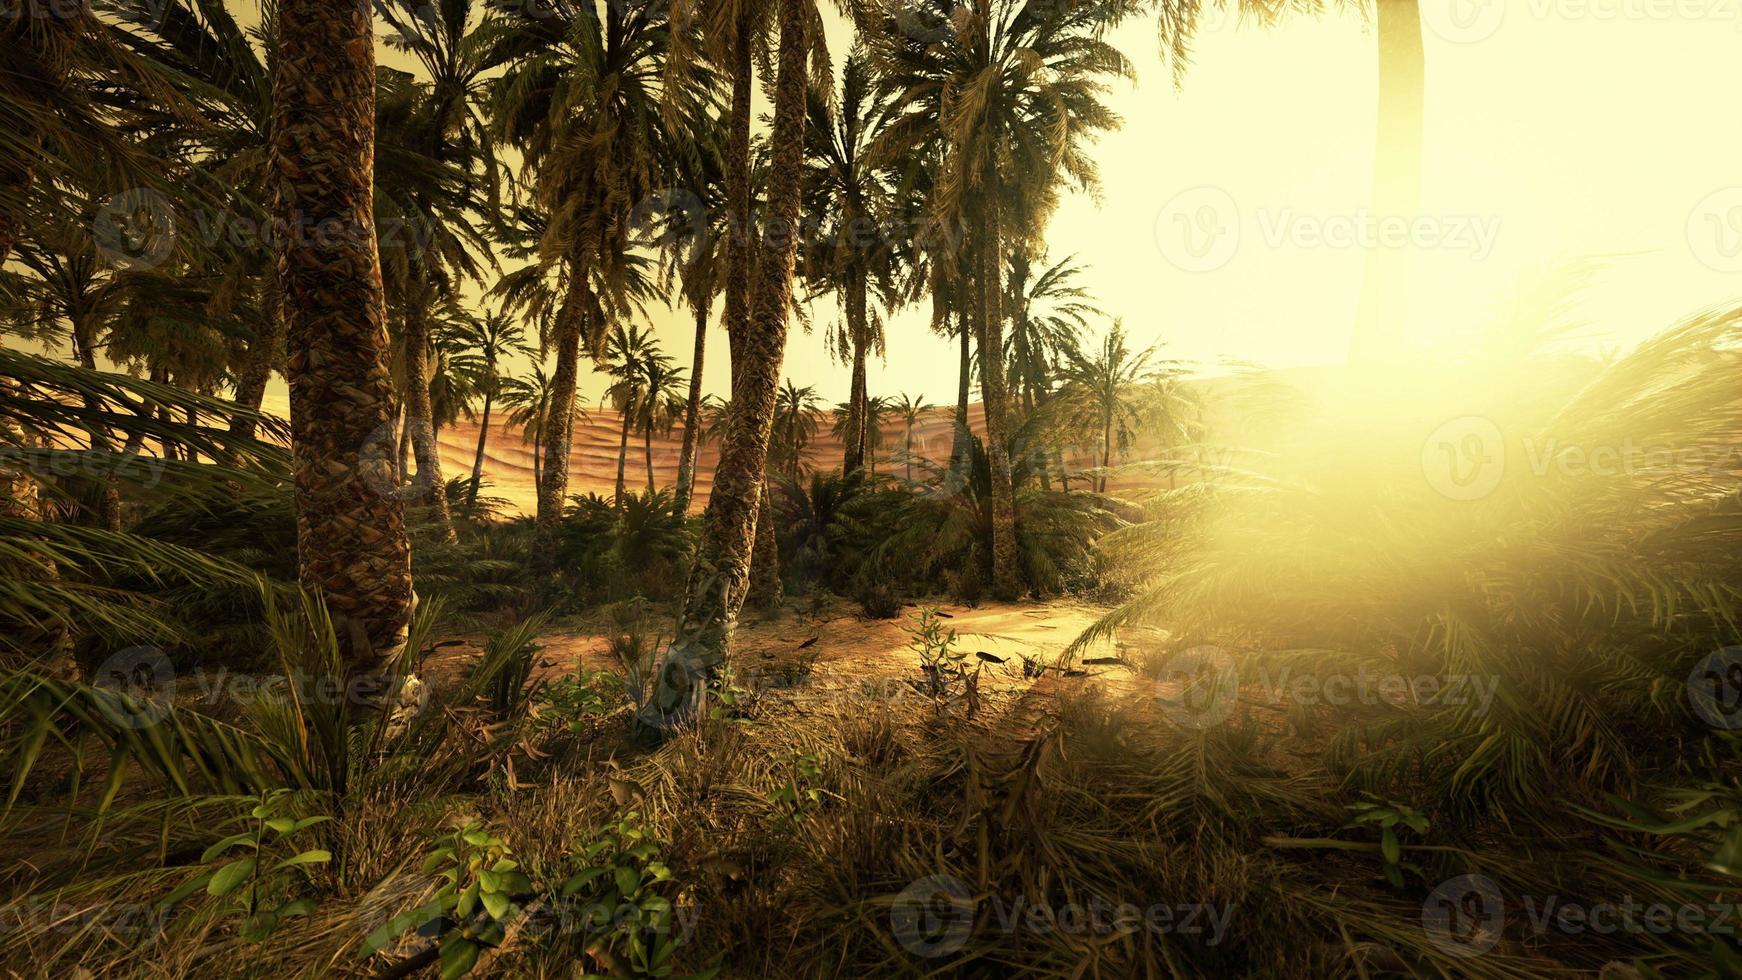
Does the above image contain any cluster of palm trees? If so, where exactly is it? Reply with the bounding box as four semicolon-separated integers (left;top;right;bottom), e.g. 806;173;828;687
1;0;1431;680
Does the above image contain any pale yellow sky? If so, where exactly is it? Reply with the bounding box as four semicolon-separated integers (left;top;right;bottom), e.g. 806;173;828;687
61;4;1742;412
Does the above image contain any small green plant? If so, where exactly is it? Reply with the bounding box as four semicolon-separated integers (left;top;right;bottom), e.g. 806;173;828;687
906;607;979;713
533;668;623;736
164;789;331;942
1344;794;1430;887
560;811;697;978
363;821;532;978
768;750;826;829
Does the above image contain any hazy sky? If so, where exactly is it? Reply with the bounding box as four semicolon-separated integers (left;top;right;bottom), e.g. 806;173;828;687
756;4;1742;406
79;4;1742;412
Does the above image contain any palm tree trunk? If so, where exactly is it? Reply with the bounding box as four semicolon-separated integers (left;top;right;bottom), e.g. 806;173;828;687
615;399;634;507
675;300;707;513
70;322;121;532
1350;0;1424;368
843;259;869;475
467;387;493;507
538;282;585;529
403;302;455;541
746;481;780;608
976;201;1022;600
668;0;809;670
904;421;914;483
951;308;972;478
273;0;413;673
644;419;656;496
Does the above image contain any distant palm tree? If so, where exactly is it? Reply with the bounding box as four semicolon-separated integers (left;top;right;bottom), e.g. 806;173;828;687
500;366;570;498
771;381;823;482
637;354;688;495
1056;322;1158;494
893;392;932;484
829;397;888;474
605;324;660;507
447;309;533;506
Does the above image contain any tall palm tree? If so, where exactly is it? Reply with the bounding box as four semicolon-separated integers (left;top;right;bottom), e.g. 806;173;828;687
802;45;899;476
892;391;931;484
271;0;413;672
865;0;1137;599
604;323;660;507
490;0;706;531
664;0;820;674
638;353;689;495
1056;321;1158;494
447;308;532;506
1007;251;1101;489
500;364;561;496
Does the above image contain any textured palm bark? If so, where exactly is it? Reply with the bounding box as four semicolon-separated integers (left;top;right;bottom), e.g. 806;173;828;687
842;267;869;475
643;416;656;495
467;386;492;506
614;396;633;506
537;288;584;528
402;303;456;541
745;483;780;608
722;20;753;346
674;0;807;656
674;301;707;513
273;0;413;672
0;2;77;266
975;204;1022;600
1350;0;1424;368
951;308;971;480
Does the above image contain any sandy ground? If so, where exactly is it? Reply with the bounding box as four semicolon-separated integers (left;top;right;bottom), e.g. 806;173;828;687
532;596;1116;678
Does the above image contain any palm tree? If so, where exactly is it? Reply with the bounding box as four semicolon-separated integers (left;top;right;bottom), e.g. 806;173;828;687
605;324;660;507
638;354;689;495
1055;322;1158;494
664;0;819;675
500;364;562;497
893;392;931;484
802;45;900;476
771;380;823;482
447;308;532;506
1007;251;1102;489
865;0;1136;599
490;0;706;531
271;0;413;672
